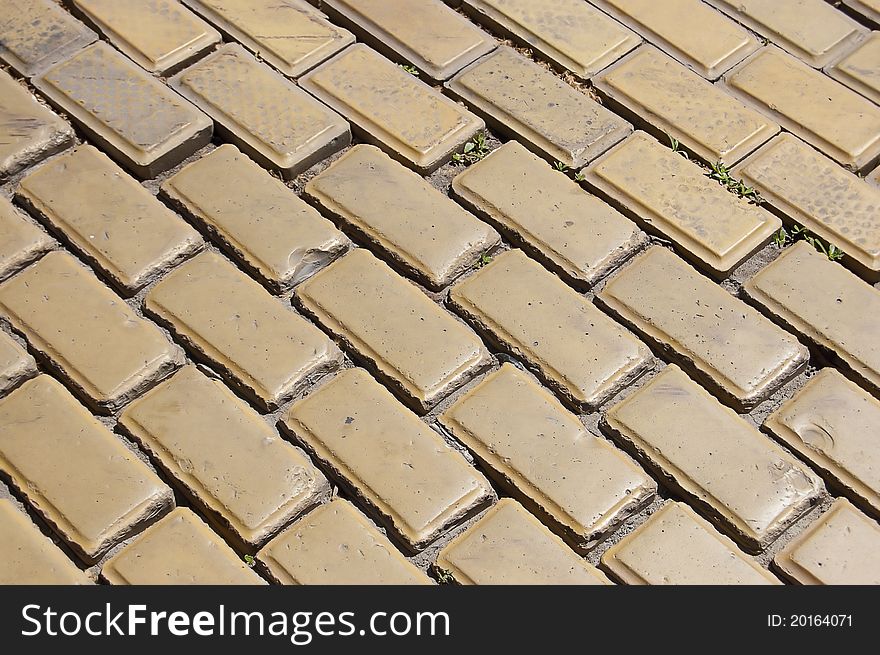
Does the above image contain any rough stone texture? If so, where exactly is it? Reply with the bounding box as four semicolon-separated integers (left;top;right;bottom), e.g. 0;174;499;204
825;33;880;106
0;330;36;396
0;197;52;282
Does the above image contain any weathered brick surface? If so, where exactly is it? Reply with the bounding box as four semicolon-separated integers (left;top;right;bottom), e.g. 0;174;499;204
825;33;880;106
0;330;36;396
843;0;880;25
0;197;51;282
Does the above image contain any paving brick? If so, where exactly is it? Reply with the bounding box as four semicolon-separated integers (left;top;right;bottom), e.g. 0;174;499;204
0;330;36;396
446;46;631;168
283;368;494;551
0;376;174;562
0;197;52;282
0;251;182;413
0;70;74;180
601;365;823;552
825;32;880;106
597;247;808;409
17;145;204;295
300;44;484;174
451;140;646;290
723;46;880;172
435;498;611;584
843;0;880;25
102;508;265;585
589;0;759;79
303;145;500;290
295;250;490;413
773;498;880;584
592;46;779;166
161;145;350;293
144;251;342;411
449;249;651;411
744;241;880;396
0;0;96;76
321;0;496;83
461;0;639;80
584;132;781;278
600;501;780;585
439;364;656;551
181;0;354;78
257;499;432;585
870;165;880;188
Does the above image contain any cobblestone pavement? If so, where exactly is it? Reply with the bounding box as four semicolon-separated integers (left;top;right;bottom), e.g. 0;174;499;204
1;0;879;586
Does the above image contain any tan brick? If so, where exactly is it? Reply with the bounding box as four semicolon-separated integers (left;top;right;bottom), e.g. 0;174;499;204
161;145;349;292
144;251;342;411
723;46;880;172
0;252;182;412
870;165;880;188
843;0;880;25
446;46;631;168
593;46;779;166
773;498;880;584
602;365;823;552
0;376;174;562
17;145;204;295
283;368;494;551
181;0;354;78
0;197;51;281
600;501;780;585
825;33;880;107
744;241;880;395
597;247;808;409
0;330;36;396
304;145;500;290
258;499;432;585
584;132;781;278
440;364;655;551
435;499;611;584
451;140;645;290
295;250;490;413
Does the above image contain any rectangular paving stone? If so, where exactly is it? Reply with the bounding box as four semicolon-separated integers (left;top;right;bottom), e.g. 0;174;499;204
257;499;432;585
584;132;781;278
449;249;651;411
295;249;490;413
300;44;485;174
144;251;342;411
283;368;494;551
825;32;880;107
17;145;204;295
592;46;779;166
161;144;350;293
0;251;182;412
744;241;880;396
0;197;52;282
120;366;329;550
0;330;36;396
435;498;611;585
451;140;646;290
181;0;354;78
723;46;880;172
602;365;823;552
439;363;656;552
597;246;808;409
869;165;880;188
446;46;631;168
303;144;500;290
0;376;174;562
843;0;880;25
102;508;265;585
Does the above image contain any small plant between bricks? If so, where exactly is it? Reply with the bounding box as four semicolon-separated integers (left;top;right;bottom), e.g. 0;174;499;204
773;225;845;261
667;133;690;160
707;161;763;204
452;132;491;165
399;63;420;76
554;160;586;182
476;251;493;268
243;555;256;568
435;568;455;584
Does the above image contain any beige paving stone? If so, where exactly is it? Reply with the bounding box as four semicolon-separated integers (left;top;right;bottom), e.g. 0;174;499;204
161;145;349;293
451;140;646;290
723;46;880;172
439;364;656;551
0;251;182;412
449;249;651;411
102;508;265;585
0;330;36;396
304;145;500;290
446;46;631;168
0;376;174;562
144;251;342;411
592;46;779;166
17;145;204;295
435;499;611;585
0;197;52;281
597;247;808;409
825;33;880;106
773;498;880;584
283;368;494;551
258;499;432;585
602;365;823;552
295;249;490;413
584;132;781;278
181;0;354;78
843;0;880;25
870;165;880;188
744;241;880;396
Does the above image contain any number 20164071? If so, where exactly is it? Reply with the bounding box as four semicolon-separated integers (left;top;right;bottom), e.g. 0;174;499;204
768;615;853;628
